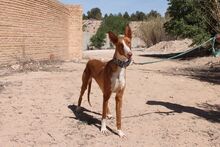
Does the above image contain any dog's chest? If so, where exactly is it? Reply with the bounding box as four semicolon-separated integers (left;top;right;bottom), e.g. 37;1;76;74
111;68;126;92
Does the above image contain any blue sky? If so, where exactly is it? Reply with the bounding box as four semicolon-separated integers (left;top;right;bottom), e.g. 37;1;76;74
60;0;168;16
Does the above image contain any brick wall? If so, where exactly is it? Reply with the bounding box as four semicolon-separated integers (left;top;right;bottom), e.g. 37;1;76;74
0;0;82;65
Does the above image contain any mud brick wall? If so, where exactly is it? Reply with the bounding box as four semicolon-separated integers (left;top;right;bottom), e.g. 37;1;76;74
0;0;82;65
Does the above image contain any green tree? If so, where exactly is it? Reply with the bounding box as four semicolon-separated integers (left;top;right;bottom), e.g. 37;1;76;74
145;10;161;20
123;12;130;20
109;13;114;17
90;16;129;48
164;0;220;44
136;11;145;21
83;13;88;20
104;14;108;19
87;7;102;20
130;13;137;21
90;31;106;48
130;11;146;21
118;12;123;17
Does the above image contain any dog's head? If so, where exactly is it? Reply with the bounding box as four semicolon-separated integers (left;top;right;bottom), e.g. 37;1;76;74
108;25;132;60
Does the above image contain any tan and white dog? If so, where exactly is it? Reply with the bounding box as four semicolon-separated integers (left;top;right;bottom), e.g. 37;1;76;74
76;25;132;138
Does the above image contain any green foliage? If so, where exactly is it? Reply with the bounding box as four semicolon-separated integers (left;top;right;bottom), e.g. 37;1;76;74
90;16;129;48
145;10;161;20
164;0;220;44
104;14;108;19
102;15;129;34
123;12;130;20
90;31;106;48
118;12;123;17
87;7;102;20
109;13;114;17
130;11;145;21
84;8;162;22
83;14;88;20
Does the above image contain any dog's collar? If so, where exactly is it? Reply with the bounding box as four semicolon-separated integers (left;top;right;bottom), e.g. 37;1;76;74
113;58;131;68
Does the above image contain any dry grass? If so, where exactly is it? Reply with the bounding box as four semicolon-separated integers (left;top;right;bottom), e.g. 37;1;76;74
139;17;173;47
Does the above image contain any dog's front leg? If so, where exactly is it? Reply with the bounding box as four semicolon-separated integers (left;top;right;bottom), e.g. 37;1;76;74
107;105;113;119
101;92;111;135
115;89;126;138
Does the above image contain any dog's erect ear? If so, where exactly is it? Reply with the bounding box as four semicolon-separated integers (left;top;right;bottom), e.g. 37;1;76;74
125;24;132;39
108;31;118;44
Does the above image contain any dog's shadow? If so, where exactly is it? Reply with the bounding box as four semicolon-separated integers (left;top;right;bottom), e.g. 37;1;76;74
68;104;117;135
147;100;220;123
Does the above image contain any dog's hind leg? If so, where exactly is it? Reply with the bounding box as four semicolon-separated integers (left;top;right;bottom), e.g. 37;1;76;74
77;68;91;110
87;79;92;107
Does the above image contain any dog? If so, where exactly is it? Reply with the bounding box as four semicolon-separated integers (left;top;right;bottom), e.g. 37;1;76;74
76;24;132;138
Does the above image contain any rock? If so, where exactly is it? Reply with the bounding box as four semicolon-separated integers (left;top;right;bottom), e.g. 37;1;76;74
11;64;21;71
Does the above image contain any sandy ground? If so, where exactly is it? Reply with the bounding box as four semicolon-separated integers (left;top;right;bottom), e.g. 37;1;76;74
0;49;220;147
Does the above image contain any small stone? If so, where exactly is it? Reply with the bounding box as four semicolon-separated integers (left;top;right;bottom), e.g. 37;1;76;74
11;64;21;70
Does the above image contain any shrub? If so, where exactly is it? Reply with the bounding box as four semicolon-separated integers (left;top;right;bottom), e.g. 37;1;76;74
90;16;129;48
90;30;106;49
139;17;172;47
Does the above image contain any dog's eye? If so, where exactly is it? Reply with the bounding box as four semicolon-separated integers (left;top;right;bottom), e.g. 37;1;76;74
119;43;123;48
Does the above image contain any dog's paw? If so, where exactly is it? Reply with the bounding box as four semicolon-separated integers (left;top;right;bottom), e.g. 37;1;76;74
101;119;109;135
101;128;109;136
107;114;113;119
117;130;126;138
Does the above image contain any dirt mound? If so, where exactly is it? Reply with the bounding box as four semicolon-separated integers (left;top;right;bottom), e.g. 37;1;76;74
83;20;101;34
146;39;193;53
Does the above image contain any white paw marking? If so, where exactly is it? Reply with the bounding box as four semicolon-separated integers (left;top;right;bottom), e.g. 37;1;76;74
101;119;108;135
107;114;113;119
118;130;126;138
101;128;108;135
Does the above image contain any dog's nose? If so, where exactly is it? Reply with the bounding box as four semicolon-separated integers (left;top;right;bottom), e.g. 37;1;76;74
127;52;133;58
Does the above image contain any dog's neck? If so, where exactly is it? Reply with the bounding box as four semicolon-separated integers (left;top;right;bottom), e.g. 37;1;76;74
112;51;131;68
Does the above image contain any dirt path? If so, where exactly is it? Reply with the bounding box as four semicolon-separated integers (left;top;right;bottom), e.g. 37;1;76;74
0;50;219;146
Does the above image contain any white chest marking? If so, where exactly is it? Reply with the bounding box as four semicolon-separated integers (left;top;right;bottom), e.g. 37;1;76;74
111;68;126;92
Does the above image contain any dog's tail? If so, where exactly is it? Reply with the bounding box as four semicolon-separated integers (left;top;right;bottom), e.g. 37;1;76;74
87;79;92;107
